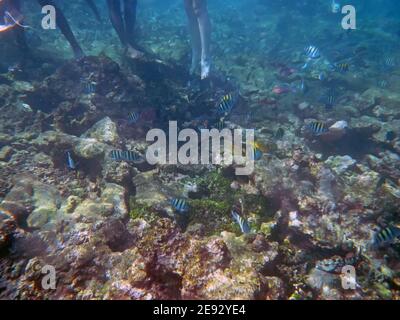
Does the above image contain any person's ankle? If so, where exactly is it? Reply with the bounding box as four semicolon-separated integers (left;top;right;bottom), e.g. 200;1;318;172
73;47;85;59
127;45;144;59
190;57;200;75
201;58;211;79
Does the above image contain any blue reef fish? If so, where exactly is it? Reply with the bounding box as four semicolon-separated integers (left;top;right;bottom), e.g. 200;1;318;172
85;82;96;94
80;77;96;94
110;150;143;163
371;226;400;248
231;205;250;234
383;56;396;68
128;112;141;124
307;121;329;135
330;62;349;73
320;89;336;109
302;45;321;69
304;45;321;59
169;198;189;213
66;151;78;170
250;147;263;161
246;141;267;161
298;79;307;93
331;0;341;13
216;91;239;115
318;72;326;81
377;79;388;88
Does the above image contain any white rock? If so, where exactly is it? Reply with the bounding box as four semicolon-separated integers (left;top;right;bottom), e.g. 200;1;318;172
329;120;348;130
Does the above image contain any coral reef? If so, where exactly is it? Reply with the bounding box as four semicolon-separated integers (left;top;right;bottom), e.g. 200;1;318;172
1;1;400;300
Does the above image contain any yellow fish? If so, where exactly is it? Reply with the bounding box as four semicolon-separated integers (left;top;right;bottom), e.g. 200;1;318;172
252;141;268;153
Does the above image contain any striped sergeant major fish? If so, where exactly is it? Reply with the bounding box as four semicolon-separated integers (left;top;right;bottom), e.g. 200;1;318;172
330;62;349;73
169;198;189;213
66;151;78;170
231;204;250;234
128;112;141;125
80;77;96;94
304;45;321;59
302;45;321;69
383;56;396;68
110;150;143;163
216;91;239;116
371;226;400;249
307;121;329;136
319;89;336;109
84;82;96;94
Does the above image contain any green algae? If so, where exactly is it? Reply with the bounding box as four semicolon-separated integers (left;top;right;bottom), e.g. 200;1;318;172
195;170;234;201
128;169;277;235
128;197;159;224
187;198;233;235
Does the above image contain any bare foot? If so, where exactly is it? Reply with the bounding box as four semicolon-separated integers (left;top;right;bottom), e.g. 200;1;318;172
127;46;144;59
73;47;85;60
201;59;211;79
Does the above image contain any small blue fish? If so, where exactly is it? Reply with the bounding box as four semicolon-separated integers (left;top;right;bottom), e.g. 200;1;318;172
377;79;388;88
66;151;78;170
307;121;329;135
318;73;326;81
110;150;143;163
231;206;250;234
169;198;189;213
371;226;400;249
320;89;336;109
217;91;239;115
128;112;141;125
304;45;321;59
330;62;349;73
80;77;96;94
249;147;263;161
294;79;307;94
85;82;96;94
383;56;396;68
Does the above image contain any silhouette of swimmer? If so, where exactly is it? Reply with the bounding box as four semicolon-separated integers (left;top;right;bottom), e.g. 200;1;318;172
184;0;211;79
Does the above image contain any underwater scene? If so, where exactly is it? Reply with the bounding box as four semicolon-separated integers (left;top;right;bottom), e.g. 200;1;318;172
0;0;400;301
